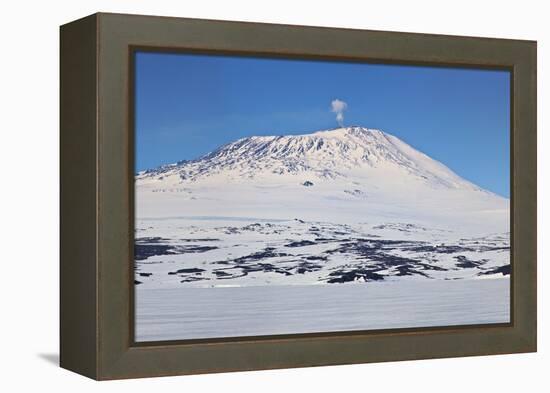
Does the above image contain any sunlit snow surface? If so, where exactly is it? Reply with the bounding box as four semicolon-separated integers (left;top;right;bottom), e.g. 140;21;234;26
134;127;510;341
136;279;509;341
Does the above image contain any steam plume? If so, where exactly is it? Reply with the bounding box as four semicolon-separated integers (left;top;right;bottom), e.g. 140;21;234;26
330;99;348;127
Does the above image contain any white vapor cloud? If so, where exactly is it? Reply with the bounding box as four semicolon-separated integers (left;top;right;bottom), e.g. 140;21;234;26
330;99;348;127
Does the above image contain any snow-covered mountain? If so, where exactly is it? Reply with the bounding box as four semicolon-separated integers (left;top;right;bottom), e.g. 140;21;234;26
138;126;481;191
134;126;510;292
136;126;508;234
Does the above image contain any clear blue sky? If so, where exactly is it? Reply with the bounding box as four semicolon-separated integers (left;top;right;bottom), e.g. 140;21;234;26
135;51;510;197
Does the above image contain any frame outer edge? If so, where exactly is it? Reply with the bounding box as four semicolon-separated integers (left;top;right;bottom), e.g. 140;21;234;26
60;13;100;379
513;41;537;351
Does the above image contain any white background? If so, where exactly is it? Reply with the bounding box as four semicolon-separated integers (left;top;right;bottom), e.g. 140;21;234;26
0;0;546;391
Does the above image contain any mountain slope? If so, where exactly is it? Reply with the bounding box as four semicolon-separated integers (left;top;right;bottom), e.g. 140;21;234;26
136;126;508;235
139;127;481;190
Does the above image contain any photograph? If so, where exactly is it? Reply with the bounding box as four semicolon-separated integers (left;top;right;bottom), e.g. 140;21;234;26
133;51;511;342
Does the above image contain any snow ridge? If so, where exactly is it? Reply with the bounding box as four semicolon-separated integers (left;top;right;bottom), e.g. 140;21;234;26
137;126;484;193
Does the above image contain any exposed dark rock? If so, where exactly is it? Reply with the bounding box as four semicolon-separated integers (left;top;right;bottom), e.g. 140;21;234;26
135;243;218;261
294;261;323;274
180;276;210;283
304;255;328;261
479;265;511;276
169;268;205;275
134;244;175;261
394;265;430;277
327;269;385;283
285;240;316;247
135;236;170;244
454;255;488;269
408;244;476;254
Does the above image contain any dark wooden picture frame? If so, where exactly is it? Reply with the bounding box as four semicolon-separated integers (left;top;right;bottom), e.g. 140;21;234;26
60;12;537;380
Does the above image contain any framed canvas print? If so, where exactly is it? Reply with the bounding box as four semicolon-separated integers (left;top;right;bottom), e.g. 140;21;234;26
60;13;537;380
